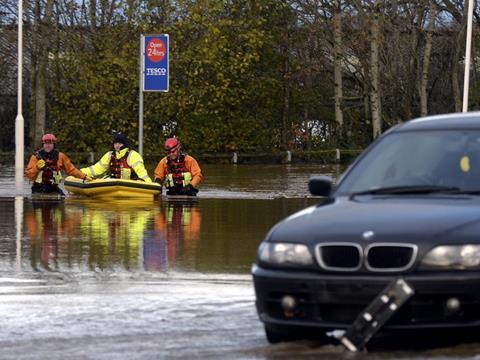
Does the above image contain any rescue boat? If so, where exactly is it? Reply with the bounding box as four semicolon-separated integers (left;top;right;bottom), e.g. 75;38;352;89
64;176;162;199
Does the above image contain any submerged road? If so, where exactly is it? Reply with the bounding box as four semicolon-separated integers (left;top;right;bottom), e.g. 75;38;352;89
1;274;480;359
0;275;266;360
0;164;479;358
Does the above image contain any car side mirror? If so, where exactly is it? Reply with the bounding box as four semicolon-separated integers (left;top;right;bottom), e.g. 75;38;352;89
308;176;333;197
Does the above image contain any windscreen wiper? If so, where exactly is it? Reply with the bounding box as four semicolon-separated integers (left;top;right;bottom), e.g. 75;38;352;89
350;185;461;198
443;189;480;195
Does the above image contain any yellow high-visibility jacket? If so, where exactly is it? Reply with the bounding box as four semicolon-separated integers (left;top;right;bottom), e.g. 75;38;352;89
81;148;152;182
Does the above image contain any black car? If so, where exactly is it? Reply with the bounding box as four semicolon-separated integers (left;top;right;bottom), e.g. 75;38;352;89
252;113;480;349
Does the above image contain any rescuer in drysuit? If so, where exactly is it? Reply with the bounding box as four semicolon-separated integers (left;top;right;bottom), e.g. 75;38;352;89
25;133;91;194
154;137;202;196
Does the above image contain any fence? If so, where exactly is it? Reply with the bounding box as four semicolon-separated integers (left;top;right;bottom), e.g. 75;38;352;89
0;149;363;166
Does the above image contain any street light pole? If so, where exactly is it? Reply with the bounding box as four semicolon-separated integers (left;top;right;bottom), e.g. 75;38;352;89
15;0;24;192
462;0;474;112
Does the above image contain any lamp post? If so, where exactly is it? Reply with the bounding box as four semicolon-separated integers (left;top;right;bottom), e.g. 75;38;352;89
462;0;474;112
15;0;24;192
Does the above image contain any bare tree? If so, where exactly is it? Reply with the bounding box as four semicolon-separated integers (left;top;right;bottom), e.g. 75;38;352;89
333;0;344;132
369;0;382;138
420;0;437;116
440;0;469;112
26;0;55;148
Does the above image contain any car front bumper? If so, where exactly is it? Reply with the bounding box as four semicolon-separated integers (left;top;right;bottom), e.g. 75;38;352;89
252;265;480;331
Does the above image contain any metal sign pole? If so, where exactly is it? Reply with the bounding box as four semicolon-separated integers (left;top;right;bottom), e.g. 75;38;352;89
139;35;144;156
15;0;24;192
140;34;169;156
462;0;474;112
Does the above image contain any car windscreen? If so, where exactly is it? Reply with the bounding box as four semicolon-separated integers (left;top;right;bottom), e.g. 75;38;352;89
334;129;480;196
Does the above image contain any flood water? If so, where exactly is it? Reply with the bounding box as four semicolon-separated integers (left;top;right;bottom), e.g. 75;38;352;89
0;164;479;359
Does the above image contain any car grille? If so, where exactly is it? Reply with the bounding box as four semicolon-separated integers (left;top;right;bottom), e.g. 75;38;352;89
315;243;362;271
365;243;417;272
315;243;417;272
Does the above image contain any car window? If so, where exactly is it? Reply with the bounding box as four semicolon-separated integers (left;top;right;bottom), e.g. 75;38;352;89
335;130;480;195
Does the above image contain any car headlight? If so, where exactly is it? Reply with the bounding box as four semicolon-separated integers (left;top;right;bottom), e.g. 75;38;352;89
258;242;314;266
421;245;480;269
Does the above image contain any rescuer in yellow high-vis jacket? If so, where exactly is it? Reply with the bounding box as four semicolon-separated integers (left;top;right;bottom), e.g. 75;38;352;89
81;133;152;182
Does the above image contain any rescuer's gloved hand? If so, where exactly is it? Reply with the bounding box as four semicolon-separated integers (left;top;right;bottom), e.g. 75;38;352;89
83;175;93;182
36;159;46;170
185;184;199;196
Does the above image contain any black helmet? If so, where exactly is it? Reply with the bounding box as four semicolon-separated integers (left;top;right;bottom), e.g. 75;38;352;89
113;132;129;147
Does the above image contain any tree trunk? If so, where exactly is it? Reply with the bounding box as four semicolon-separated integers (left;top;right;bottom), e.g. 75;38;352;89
303;106;311;150
30;0;54;149
29;52;37;149
370;0;382;138
100;0;106;26
281;28;290;150
90;0;97;29
333;1;344;134
420;0;436;117
126;0;134;24
404;4;423;120
452;6;469;112
452;42;462;111
33;58;47;147
282;56;290;150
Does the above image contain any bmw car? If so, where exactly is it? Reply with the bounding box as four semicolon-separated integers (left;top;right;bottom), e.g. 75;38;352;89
253;113;480;347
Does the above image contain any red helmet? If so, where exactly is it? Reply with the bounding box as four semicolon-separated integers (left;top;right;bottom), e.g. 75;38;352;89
42;134;57;143
164;137;180;152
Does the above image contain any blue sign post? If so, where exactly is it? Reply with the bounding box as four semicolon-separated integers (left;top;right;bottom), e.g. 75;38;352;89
139;34;169;155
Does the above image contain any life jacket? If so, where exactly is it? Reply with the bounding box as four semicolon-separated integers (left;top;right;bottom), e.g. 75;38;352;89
35;149;62;185
165;153;192;189
109;150;139;180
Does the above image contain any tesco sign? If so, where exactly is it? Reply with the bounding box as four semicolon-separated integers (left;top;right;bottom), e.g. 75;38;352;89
142;34;169;92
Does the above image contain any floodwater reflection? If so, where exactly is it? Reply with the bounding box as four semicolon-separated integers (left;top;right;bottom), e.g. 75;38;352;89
145;201;202;272
23;198;199;273
73;199;156;272
11;196;316;275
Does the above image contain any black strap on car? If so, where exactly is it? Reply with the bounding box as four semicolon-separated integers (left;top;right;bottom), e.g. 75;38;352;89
340;278;414;352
